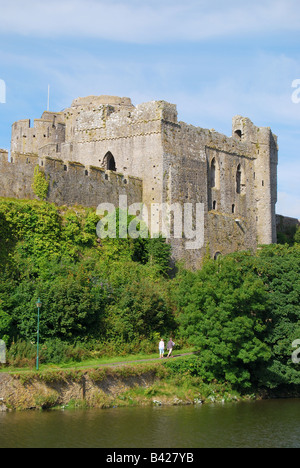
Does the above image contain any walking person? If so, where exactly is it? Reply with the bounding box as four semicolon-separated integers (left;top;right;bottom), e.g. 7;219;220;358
167;338;175;358
159;339;165;358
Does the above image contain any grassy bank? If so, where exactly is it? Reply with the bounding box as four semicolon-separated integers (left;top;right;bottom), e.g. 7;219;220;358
0;353;254;411
0;347;194;373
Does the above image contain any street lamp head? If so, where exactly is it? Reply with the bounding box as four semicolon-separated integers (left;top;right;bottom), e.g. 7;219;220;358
36;298;42;308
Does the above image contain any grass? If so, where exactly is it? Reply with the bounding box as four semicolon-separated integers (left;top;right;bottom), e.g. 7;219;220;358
0;347;195;374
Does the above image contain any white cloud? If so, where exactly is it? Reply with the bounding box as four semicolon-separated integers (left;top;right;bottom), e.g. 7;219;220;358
1;0;300;43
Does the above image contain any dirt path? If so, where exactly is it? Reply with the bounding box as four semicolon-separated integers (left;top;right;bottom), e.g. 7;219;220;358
0;352;197;376
93;352;195;368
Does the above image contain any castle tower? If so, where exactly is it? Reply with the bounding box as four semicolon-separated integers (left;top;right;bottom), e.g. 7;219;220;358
232;116;278;244
11;112;65;156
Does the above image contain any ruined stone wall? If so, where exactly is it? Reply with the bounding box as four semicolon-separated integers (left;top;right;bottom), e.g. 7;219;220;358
11;112;65;156
0;150;37;200
160;119;259;268
0;150;143;208
5;95;279;269
232;116;278;245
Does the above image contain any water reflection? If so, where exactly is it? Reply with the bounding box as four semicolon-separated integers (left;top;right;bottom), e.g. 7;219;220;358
0;399;299;448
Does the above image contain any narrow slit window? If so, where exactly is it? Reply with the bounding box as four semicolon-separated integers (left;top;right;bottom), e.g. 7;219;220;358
211;158;216;188
236;164;242;194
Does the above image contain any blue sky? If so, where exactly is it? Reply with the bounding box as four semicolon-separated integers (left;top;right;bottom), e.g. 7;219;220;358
0;0;299;218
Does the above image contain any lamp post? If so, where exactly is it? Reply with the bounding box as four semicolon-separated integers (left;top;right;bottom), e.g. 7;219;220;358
36;298;42;371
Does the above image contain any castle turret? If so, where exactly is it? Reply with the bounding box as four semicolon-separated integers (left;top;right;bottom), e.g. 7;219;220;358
232;116;278;244
11;112;65;157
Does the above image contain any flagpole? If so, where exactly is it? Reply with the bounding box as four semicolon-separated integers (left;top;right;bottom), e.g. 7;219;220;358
47;85;50;111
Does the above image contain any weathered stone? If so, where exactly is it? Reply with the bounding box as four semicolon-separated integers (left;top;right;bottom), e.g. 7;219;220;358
0;95;280;269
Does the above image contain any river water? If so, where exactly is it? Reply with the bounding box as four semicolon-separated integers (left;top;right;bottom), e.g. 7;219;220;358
0;399;299;448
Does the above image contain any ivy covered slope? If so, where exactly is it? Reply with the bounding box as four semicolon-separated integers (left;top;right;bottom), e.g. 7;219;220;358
0;197;299;395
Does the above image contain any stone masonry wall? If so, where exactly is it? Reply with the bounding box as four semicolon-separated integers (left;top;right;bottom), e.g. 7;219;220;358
160;118;259;268
0;150;143;208
3;95;279;269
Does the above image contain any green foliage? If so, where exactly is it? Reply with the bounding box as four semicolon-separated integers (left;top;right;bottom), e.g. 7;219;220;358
163;354;203;376
32;166;49;200
41;338;89;364
104;274;176;345
0;298;11;342
294;227;300;244
34;392;59;410
0;197;299;395
252;244;300;388
7;339;37;367
0;199;174;360
174;246;300;391
277;222;300;245
98;208;172;275
143;236;172;275
175;252;271;389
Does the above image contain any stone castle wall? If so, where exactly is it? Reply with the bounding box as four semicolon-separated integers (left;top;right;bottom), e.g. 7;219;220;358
0;150;143;208
159;115;277;267
0;95;281;268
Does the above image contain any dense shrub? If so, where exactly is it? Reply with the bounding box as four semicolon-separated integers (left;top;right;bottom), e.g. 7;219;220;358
174;246;300;390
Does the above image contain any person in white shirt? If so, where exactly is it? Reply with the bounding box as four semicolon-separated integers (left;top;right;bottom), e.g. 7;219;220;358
159;339;165;358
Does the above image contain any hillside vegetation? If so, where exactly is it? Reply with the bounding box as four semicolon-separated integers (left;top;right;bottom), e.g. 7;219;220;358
0;198;299;395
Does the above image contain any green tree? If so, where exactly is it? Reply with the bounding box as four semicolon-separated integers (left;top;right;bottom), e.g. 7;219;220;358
253;244;300;389
9;263;111;343
104;276;175;346
294;227;300;244
97;208;172;274
0;300;12;343
177;252;271;389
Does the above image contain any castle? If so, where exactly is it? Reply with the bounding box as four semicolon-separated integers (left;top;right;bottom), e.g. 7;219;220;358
0;95;279;269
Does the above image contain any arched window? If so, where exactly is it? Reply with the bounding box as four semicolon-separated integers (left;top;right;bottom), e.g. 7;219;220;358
210;157;220;189
214;251;222;261
104;152;116;171
236;164;242;194
234;130;242;140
